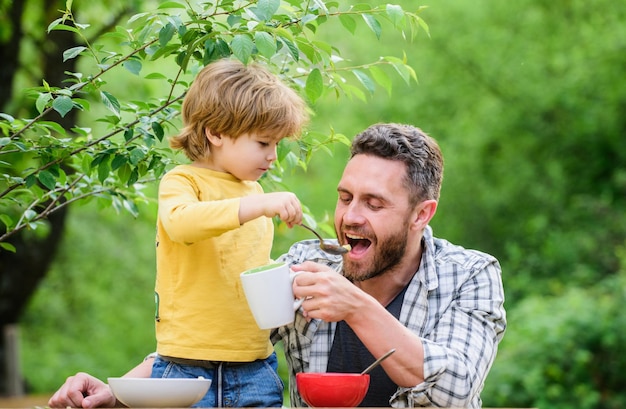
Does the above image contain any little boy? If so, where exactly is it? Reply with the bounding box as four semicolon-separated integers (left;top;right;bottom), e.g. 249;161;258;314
152;58;309;407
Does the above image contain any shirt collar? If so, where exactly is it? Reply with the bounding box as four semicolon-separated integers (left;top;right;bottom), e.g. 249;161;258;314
416;225;440;292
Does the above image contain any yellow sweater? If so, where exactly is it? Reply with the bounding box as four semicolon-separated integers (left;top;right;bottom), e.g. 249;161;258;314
155;165;274;362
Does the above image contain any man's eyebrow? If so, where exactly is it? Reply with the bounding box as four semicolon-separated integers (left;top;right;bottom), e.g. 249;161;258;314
337;186;388;203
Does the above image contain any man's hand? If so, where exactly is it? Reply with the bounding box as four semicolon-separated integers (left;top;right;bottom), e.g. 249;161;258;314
292;261;363;322
48;372;117;408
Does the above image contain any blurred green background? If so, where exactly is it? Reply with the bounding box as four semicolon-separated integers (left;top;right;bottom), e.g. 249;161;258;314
11;0;626;408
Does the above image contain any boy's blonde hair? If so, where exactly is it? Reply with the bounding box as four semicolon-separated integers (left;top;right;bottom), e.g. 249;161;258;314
170;59;309;161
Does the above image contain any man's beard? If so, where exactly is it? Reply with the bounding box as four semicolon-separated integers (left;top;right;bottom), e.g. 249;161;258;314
342;224;409;282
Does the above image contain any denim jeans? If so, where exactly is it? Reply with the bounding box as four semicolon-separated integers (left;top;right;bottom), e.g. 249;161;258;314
151;353;284;408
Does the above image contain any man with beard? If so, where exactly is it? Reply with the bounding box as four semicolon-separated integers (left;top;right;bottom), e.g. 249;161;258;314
49;123;506;409
274;123;506;408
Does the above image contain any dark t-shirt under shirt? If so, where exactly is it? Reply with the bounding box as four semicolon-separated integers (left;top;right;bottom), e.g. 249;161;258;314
327;285;408;407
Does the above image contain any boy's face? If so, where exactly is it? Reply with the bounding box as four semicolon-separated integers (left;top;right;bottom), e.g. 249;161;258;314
214;132;280;181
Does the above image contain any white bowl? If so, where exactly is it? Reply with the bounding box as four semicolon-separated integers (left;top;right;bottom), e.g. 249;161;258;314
108;377;211;408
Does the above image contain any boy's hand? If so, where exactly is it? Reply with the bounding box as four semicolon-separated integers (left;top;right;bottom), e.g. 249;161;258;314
239;192;302;227
261;192;302;227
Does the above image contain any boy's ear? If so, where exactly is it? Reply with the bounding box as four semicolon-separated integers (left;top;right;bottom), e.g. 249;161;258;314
205;128;223;146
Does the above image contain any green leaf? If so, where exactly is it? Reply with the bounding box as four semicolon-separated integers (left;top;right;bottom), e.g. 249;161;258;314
124;128;134;142
123;59;142;75
231;34;254;63
123;199;140;217
301;13;318;27
111;154;127;171
204;38;230;64
305;68;324;103
150;43;181;61
362;14;382;39
101;91;121;117
226;14;241;28
128;12;150;24
52;96;74;117
117;163;131;184
151;122;164;142
23;209;37;221
38;170;57;190
338;14;356;35
385;56;417;85
25;174;36;188
386;4;405;28
48;24;80;35
0;113;14;122
368;65;392;95
72;98;90;111
159;23;176;47
127;168;139;186
157;1;186;9
295;39;317;63
0;214;14;229
275;27;294;42
71;126;90;137
279;37;299;61
47;17;64;33
145;72;168;80
129;148;146;165
39;121;67;136
0;242;17;253
254;31;276;59
175;50;188;69
255;0;280;21
36;93;52;114
91;153;108;168
98;160;111;183
63;46;87;62
352;69;376;94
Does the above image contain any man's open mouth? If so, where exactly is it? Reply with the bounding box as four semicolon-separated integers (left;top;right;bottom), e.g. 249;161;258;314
345;233;372;254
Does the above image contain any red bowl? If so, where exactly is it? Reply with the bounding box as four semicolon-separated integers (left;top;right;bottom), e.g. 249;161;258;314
296;372;370;407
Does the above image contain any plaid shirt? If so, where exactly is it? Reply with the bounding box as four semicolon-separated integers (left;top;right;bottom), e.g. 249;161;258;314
271;225;506;408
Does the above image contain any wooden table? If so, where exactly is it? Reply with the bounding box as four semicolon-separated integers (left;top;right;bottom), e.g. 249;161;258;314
0;394;535;409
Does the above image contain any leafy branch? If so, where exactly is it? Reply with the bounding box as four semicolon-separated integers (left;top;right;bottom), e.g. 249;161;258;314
0;0;427;251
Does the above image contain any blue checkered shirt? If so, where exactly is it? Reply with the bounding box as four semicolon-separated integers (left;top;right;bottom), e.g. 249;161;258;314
271;225;506;408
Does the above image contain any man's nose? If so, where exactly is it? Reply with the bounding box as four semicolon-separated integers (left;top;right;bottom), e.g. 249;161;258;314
341;202;366;225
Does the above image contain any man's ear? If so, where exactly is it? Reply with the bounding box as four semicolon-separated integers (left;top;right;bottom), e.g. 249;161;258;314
205;128;222;146
412;199;438;230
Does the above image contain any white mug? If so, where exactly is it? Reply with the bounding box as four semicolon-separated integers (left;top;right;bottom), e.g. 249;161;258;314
240;262;303;329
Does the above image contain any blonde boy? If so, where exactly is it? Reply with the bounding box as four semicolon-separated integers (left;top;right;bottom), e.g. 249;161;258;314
152;59;309;407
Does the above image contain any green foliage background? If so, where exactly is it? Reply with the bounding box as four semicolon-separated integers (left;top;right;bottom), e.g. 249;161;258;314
14;0;626;408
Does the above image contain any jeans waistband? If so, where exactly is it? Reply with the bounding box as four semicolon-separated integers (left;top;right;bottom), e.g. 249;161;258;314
159;355;250;369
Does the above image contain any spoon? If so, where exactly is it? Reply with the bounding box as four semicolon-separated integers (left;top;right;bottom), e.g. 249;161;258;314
299;223;350;255
361;348;396;375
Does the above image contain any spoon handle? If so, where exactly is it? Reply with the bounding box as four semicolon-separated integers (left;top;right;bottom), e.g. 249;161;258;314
361;348;396;375
299;223;323;241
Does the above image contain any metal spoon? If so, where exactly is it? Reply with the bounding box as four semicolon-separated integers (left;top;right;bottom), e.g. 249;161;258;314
361;348;396;375
299;223;350;255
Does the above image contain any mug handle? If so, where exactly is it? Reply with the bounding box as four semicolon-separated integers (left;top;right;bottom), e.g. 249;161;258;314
290;271;305;310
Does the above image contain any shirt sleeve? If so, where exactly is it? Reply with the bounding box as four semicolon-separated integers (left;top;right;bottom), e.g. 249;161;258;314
390;258;506;408
158;170;242;244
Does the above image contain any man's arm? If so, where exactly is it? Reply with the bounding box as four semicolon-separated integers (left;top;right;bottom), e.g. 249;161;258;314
393;260;506;408
291;262;426;386
291;258;506;408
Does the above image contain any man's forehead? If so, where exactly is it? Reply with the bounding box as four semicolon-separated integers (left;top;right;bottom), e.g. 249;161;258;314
339;154;407;193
